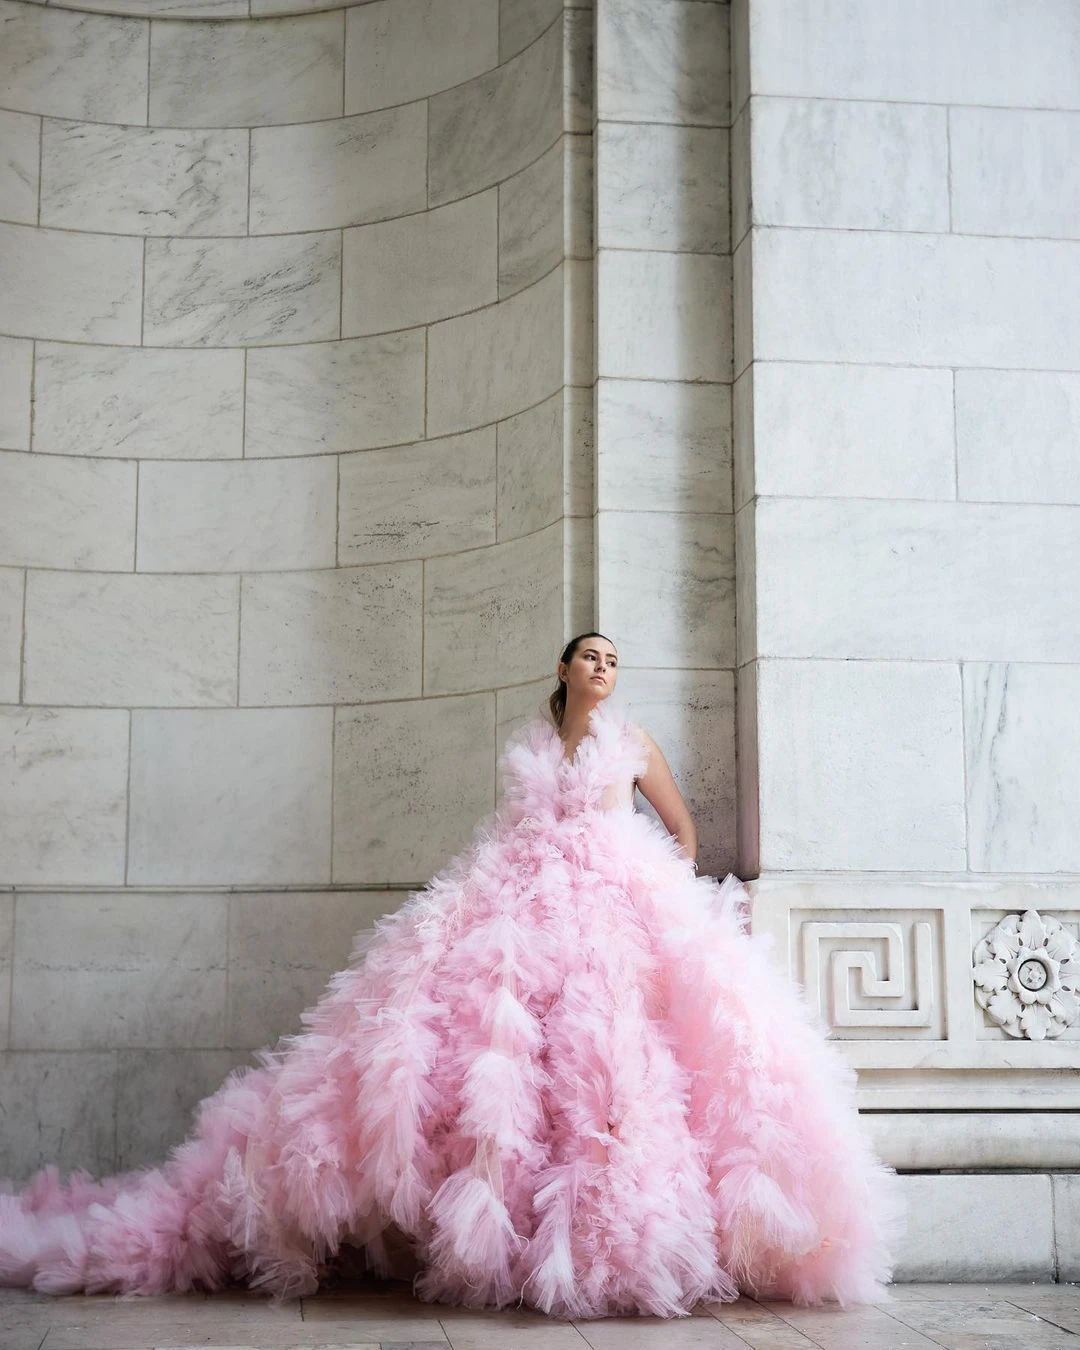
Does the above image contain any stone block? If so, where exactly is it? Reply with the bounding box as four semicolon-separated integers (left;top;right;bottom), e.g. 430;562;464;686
596;510;735;669
138;457;337;572
893;1173;1054;1282
0;451;135;570
754;229;1080;371
748;0;1080;110
750;362;955;501
0;708;128;886
423;525;563;695
128;708;333;886
343;191;498;336
246;332;425;457
749;96;948;232
965;663;1080;873
24;571;238;706
497;396;562;540
427;268;562;436
597;250;732;383
596;379;731;515
239;564;422;705
41;121;247;236
226;890;403;1049
144;233;341;347
0;4;147;123
0;1051;116;1179
0;222;141;345
333;693;495;884
756;658;966;871
33;342;244;459
11;892;227;1050
1055;1174;1080;1282
957;369;1080;506
498;139;563;297
596;0;729;126
0;110;38;225
597;122;729;253
754;497;1080;663
115;1049;249;1169
499;0;561;62
0;337;32;452
149;12;343;126
345;0;497;114
251;103;426;234
0;569;23;704
952;107;1080;240
340;429;496;565
428;22;561;205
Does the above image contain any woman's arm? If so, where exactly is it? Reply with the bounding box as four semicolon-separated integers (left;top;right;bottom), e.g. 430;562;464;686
632;726;698;867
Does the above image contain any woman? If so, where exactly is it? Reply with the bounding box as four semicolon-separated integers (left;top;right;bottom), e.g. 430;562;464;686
0;631;901;1319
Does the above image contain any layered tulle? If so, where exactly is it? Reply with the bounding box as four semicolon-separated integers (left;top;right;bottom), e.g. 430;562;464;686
0;698;902;1317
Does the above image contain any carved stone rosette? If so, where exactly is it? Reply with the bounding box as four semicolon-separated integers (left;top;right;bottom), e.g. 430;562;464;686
972;909;1080;1040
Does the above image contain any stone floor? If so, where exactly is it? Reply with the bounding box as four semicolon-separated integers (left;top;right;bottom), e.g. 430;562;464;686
1;1281;1079;1350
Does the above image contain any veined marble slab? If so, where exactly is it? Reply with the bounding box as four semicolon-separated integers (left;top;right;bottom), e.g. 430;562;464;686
0;1;147;123
41;121;247;237
596;510;735;669
496;394;562;540
965;662;1080;873
11;893;226;1051
596;121;729;253
250;102;426;234
345;0;498;114
499;0;561;63
128;707;333;886
427;266;562;436
596;0;729;126
0;450;135;570
596;379;731;514
0;222;142;344
245;331;425;456
0;707;128;886
239;564;423;704
333;693;495;883
138;457;337;572
33;342;244;459
422;523;563;694
23;571;239;707
149;12;343;127
339;427;496;563
342;190;498;336
0;337;32;451
428;19;561;205
0;569;22;704
0;110;39;225
143;233;341;347
597;250;732;383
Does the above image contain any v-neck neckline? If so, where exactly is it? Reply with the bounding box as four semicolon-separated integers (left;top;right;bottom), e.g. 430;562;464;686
553;705;605;769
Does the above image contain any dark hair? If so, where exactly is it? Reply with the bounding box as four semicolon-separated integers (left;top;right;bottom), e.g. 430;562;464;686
548;631;617;727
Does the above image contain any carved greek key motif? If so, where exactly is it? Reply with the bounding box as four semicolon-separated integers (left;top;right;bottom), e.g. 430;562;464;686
801;921;934;1030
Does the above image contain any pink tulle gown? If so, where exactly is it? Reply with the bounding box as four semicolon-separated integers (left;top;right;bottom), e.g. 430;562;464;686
0;698;902;1318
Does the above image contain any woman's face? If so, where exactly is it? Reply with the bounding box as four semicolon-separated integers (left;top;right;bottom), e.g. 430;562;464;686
559;638;619;700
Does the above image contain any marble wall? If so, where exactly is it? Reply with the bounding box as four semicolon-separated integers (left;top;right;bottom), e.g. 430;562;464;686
593;0;737;875
0;0;598;1173
733;0;1080;1205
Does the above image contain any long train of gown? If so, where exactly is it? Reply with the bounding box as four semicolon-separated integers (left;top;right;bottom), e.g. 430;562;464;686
0;698;902;1319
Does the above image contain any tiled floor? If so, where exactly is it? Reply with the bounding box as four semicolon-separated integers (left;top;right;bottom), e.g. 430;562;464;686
1;1281;1078;1350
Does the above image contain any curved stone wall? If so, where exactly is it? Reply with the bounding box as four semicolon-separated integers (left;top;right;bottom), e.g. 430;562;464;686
0;0;594;1171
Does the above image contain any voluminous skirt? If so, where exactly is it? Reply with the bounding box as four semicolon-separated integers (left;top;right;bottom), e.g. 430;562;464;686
0;707;902;1319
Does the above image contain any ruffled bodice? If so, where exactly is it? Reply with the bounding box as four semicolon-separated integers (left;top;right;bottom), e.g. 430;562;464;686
498;700;649;827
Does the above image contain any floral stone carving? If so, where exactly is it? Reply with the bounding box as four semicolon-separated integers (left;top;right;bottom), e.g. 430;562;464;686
972;909;1080;1040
